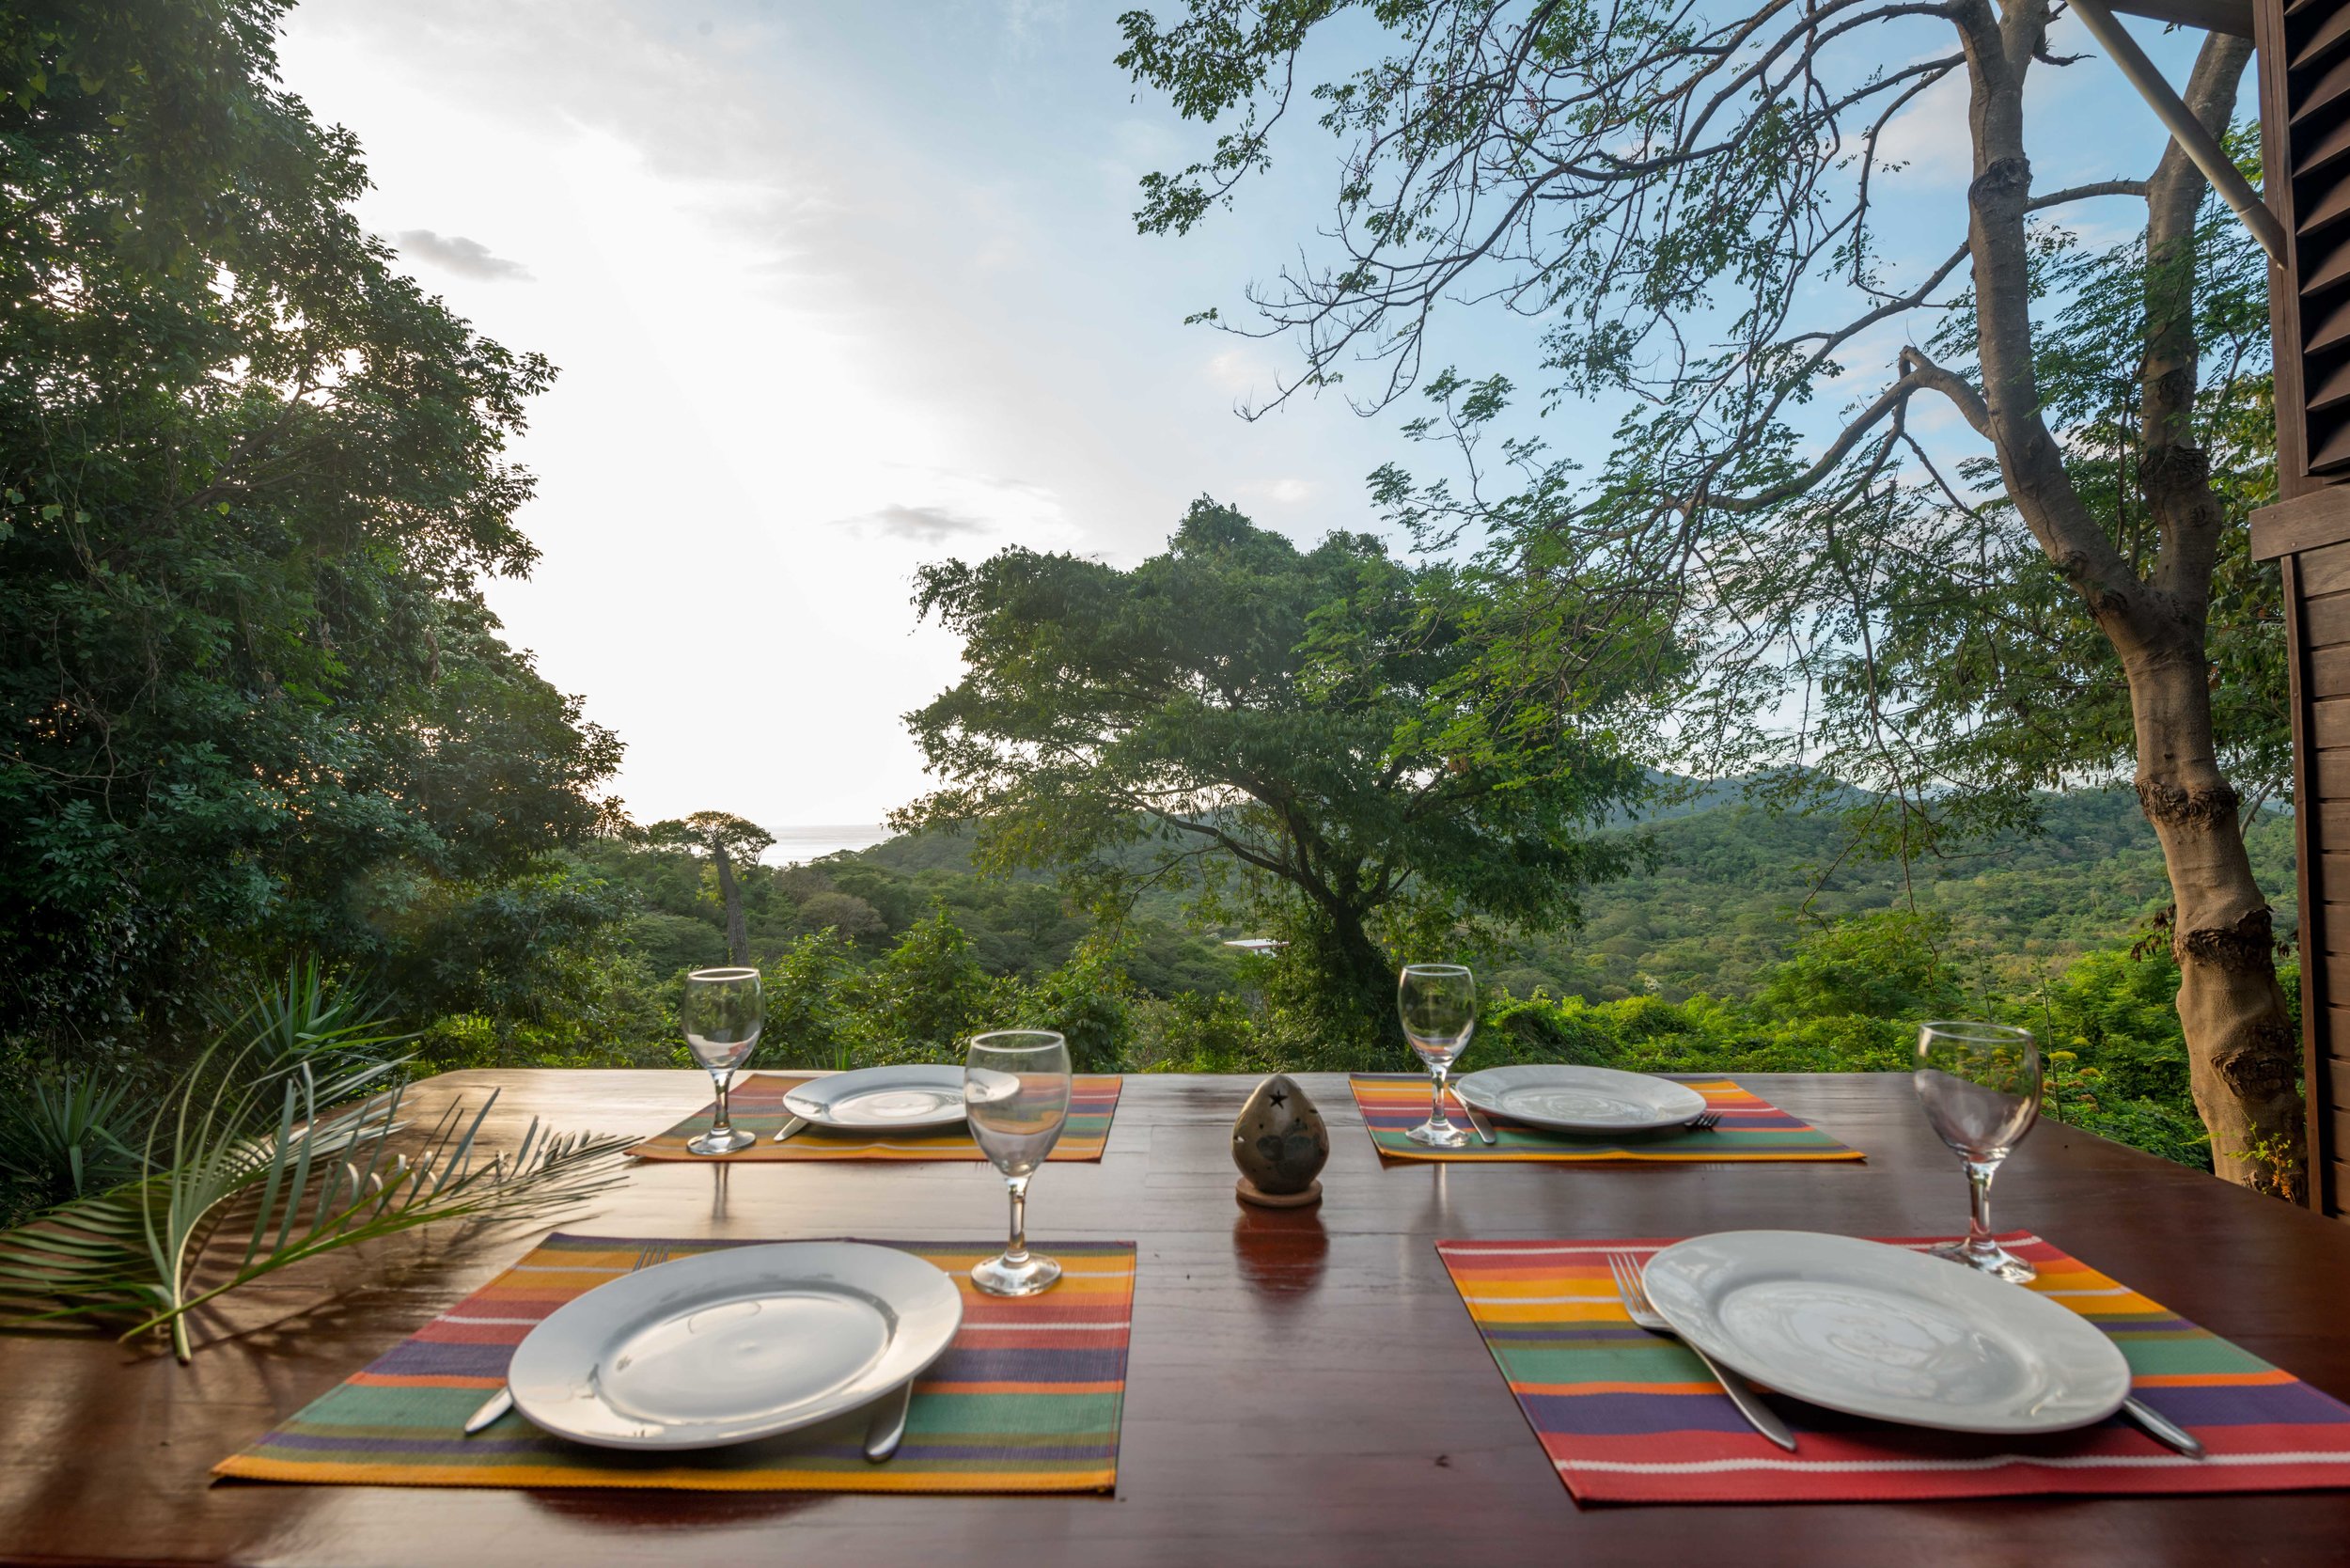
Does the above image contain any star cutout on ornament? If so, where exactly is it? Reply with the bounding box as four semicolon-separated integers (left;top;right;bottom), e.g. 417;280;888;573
1269;1089;1287;1106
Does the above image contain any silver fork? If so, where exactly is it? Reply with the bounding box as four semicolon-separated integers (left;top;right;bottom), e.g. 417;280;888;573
1685;1111;1721;1132
464;1242;673;1435
1606;1250;1795;1451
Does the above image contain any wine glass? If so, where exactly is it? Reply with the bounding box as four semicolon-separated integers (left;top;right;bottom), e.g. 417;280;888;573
1915;1020;2042;1281
682;966;762;1155
964;1030;1072;1297
1399;964;1478;1148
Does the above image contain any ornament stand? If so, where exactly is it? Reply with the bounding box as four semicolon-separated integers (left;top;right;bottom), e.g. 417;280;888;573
1235;1174;1323;1209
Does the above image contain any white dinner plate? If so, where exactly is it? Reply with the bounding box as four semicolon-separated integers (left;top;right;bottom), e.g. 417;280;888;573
508;1242;963;1450
1451;1064;1708;1133
1640;1231;2131;1435
780;1065;969;1130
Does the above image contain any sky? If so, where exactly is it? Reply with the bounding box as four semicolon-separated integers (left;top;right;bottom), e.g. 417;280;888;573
271;0;2218;834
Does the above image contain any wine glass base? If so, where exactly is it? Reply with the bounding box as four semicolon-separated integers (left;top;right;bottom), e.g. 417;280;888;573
687;1125;759;1155
971;1250;1061;1297
1406;1119;1473;1148
1929;1239;2037;1282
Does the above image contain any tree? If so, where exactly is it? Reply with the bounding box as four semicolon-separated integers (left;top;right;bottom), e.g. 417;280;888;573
796;889;887;943
647;812;775;964
898;499;1653;1043
1120;4;2302;1192
0;0;619;1046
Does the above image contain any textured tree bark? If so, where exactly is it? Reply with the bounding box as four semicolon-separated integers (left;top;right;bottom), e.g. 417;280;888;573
2125;646;2306;1196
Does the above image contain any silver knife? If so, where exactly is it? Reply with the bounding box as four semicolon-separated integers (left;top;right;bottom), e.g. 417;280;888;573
772;1115;810;1144
464;1244;672;1437
2123;1395;2206;1458
1446;1085;1496;1145
1973;1266;2203;1458
863;1382;913;1463
462;1386;513;1435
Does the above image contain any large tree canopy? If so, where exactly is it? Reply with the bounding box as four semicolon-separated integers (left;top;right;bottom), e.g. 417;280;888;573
1120;2;2302;1192
0;0;618;1045
647;812;776;966
899;499;1653;1044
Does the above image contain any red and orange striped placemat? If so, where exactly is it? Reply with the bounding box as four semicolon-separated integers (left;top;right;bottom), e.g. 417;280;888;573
1440;1231;2350;1503
215;1232;1136;1493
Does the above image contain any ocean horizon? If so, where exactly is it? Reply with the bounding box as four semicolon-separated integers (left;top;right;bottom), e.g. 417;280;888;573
765;823;890;864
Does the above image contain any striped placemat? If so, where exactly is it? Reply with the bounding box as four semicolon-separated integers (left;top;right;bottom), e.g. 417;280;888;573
631;1074;1123;1161
1439;1232;2350;1503
214;1233;1136;1493
1349;1074;1861;1162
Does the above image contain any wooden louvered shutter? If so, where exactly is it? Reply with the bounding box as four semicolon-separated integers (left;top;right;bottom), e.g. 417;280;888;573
2253;0;2350;1212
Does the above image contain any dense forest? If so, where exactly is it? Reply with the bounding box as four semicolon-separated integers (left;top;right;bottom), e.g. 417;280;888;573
352;779;2279;1182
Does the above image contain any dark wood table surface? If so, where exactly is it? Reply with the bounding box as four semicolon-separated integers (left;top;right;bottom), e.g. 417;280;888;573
7;1069;2350;1567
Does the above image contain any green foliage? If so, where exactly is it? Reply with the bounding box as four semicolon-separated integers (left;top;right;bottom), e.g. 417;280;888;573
760;931;867;1072
1758;914;1965;1023
0;0;617;1050
1130;990;1272;1074
0;965;630;1358
0;1069;154;1210
850;909;997;1065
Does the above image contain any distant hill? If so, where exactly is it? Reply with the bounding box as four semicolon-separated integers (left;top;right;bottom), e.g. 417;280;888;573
1495;785;2293;1001
827;780;2294;1004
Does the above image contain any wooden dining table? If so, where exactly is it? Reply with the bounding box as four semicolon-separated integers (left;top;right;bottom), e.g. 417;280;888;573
5;1068;2350;1567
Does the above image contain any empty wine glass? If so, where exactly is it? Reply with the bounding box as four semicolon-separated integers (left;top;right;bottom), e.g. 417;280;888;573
682;966;762;1155
964;1030;1072;1297
1399;964;1478;1148
1916;1020;2042;1281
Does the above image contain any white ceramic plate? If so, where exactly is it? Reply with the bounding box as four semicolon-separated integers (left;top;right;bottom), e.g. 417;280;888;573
508;1242;963;1450
781;1065;968;1131
1640;1231;2130;1435
1451;1064;1708;1133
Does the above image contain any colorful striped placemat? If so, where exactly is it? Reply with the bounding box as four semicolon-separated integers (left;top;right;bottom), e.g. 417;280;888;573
214;1232;1136;1494
1439;1232;2350;1504
1349;1074;1861;1162
630;1074;1123;1161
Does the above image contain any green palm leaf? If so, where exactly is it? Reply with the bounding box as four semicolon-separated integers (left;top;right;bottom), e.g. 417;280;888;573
0;968;630;1360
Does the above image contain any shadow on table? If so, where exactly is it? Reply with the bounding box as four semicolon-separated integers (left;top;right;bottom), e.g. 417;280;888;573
523;1486;831;1529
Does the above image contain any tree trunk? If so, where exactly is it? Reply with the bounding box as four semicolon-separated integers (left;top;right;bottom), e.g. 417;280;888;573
712;839;751;966
1950;17;2301;1195
2124;642;2305;1198
1328;901;1400;1040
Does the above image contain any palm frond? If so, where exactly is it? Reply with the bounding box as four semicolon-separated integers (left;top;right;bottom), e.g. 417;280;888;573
0;965;629;1360
229;957;415;1071
0;1070;156;1200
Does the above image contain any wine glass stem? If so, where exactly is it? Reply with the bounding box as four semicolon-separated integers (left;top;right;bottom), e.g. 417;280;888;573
711;1069;733;1134
1004;1173;1030;1264
1429;1063;1454;1133
1965;1159;1999;1250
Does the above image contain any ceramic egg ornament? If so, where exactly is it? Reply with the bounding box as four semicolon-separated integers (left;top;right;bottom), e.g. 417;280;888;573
1232;1074;1329;1207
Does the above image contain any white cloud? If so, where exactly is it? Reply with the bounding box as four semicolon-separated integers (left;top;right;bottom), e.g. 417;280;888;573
838;504;989;543
1244;477;1319;506
274;0;1403;821
394;228;533;281
1873;68;1973;187
1204;346;1282;395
